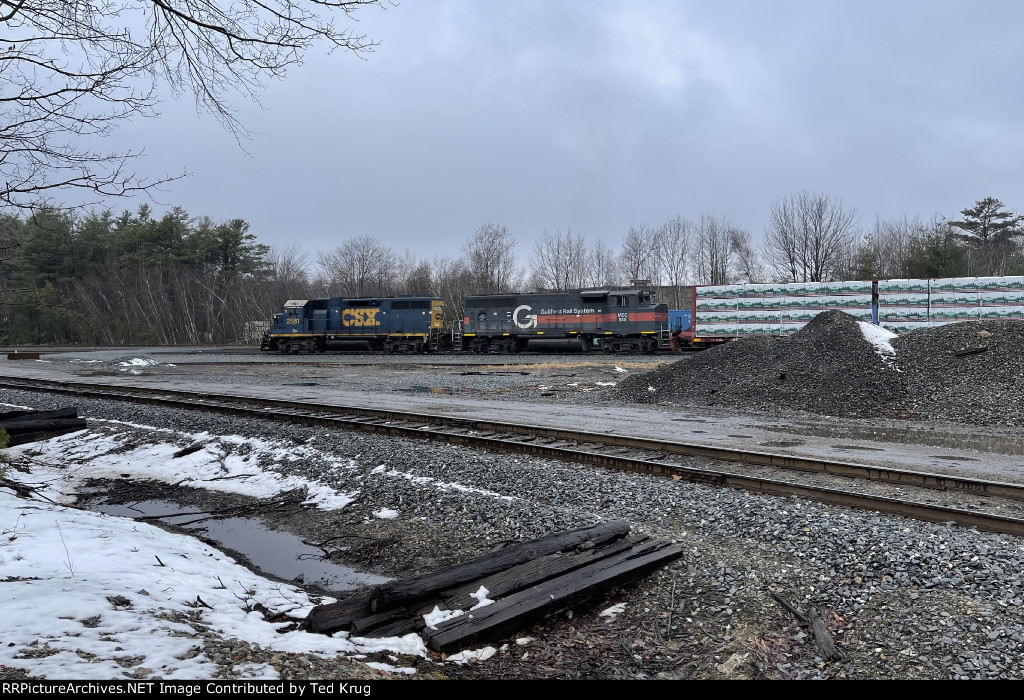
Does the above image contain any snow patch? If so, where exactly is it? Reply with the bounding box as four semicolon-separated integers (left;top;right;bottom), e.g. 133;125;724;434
600;602;627;618
469;585;494;610
447;646;497;664
423;606;464;630
118;357;157;367
859;321;900;370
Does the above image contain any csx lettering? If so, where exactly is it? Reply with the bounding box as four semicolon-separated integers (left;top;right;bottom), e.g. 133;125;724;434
342;309;381;326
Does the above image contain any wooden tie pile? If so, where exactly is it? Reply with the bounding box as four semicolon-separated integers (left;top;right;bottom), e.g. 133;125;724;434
305;520;684;653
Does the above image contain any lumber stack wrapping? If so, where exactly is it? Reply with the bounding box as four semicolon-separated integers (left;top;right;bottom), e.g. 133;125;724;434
304;520;684;654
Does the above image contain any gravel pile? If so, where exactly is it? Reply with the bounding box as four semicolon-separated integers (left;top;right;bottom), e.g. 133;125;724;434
616;310;903;419
894;320;1024;426
617;312;1024;427
3;388;1024;679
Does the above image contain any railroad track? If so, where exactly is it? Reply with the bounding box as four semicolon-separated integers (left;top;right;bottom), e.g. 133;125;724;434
3;375;1024;537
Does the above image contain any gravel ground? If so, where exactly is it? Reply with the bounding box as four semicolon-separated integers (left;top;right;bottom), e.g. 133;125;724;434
2;384;1023;680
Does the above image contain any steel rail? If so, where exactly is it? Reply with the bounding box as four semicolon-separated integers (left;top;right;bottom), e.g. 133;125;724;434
4;375;1024;537
19;376;1020;500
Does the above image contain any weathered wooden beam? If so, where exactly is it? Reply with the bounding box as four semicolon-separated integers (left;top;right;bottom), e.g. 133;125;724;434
349;607;415;636
0;418;87;434
305;520;631;635
378;520;631;609
441;536;643;611
304;589;382;634
352;537;645;639
0;407;78;422
357;616;425;639
6;428;86;446
423;539;685;653
808;607;843;662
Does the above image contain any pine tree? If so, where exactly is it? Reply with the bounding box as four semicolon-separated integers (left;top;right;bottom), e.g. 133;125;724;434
949;197;1023;275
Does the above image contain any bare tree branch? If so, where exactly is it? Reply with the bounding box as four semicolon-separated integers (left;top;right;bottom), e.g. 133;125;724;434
1;1;385;213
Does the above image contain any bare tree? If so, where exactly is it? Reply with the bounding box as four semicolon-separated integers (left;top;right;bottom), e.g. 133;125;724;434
584;239;621;288
693;214;734;285
0;1;383;212
619;224;659;287
269;244;311;289
852;215;926;279
318;236;397;297
655;216;693;307
763;191;859;282
728;227;764;283
530;229;587;291
399;255;434;296
431;256;474;327
461;223;523;294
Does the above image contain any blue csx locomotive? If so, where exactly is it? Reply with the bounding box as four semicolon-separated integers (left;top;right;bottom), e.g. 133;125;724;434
260;296;446;353
260;290;669;354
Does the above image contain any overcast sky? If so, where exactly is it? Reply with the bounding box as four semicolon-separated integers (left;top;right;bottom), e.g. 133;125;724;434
107;0;1024;263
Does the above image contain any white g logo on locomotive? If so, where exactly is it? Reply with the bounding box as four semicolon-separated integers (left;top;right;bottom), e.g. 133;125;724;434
513;305;538;329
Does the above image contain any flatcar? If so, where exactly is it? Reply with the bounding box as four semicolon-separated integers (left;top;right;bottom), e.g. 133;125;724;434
462;289;668;353
261;296;445;353
674;275;1024;348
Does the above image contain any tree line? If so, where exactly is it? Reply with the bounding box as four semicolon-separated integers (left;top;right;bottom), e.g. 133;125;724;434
2;193;1022;345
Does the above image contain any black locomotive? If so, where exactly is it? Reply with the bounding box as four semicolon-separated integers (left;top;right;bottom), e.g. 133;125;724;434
462;289;668;353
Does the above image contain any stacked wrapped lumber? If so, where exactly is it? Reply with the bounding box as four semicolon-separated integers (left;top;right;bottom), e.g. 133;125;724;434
305;520;684;654
0;407;87;446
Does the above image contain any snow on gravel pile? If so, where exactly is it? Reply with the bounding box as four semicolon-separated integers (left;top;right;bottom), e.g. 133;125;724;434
616;310;903;418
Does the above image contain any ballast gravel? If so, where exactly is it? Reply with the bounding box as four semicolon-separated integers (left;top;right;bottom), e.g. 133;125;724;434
618;311;1024;428
1;388;1023;680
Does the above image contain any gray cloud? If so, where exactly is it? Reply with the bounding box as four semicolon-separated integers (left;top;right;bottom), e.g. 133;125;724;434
94;0;1024;263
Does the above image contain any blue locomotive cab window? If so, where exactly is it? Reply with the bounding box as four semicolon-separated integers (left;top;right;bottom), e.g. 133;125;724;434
614;296;629;307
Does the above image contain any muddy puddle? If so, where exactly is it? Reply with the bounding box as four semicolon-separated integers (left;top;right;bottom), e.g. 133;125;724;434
88;498;391;593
